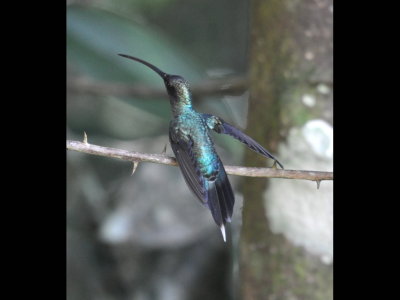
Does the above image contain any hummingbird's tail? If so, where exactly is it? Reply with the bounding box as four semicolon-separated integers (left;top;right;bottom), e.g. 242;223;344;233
206;160;235;242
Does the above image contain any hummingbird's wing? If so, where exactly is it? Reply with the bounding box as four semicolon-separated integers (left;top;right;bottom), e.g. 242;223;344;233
169;131;208;203
205;114;284;169
169;127;234;239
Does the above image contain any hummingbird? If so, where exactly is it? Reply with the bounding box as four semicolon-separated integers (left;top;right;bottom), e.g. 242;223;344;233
118;54;284;242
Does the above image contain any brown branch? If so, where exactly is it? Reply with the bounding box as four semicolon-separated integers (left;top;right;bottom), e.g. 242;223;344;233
66;140;333;182
67;76;332;100
67;76;248;98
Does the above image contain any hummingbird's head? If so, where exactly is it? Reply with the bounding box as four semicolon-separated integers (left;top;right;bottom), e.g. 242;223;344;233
163;75;190;101
118;54;192;106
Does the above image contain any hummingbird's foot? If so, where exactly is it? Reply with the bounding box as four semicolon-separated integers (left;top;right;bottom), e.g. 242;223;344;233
271;160;284;170
161;143;168;154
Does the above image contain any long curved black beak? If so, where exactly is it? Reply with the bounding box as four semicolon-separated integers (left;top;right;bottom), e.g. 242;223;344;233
118;54;168;79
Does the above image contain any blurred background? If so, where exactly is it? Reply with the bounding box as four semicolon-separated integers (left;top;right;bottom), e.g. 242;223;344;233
67;0;333;299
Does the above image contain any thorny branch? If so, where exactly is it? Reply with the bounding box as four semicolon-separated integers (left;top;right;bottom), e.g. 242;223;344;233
66;140;333;183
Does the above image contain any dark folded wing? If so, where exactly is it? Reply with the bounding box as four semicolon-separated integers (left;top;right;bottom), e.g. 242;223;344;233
169;127;235;229
213;119;284;169
169;128;207;205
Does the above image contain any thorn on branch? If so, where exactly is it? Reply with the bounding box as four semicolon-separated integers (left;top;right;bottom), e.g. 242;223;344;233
131;161;139;175
316;180;321;189
83;131;88;144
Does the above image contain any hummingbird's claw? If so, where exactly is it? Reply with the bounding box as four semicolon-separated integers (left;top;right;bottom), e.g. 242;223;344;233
161;143;168;154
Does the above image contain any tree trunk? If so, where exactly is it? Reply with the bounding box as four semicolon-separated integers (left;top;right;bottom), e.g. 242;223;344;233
239;0;333;299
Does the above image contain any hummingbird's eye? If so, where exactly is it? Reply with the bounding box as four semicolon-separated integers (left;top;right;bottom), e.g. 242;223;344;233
165;82;177;97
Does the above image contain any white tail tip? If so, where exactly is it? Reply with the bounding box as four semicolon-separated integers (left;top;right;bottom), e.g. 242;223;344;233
220;224;226;242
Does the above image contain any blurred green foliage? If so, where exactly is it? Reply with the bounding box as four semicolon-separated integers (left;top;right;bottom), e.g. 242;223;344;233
67;5;204;138
67;5;205;82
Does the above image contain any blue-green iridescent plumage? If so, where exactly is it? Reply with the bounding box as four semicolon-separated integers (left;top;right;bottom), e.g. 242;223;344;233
170;110;219;179
118;54;284;242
